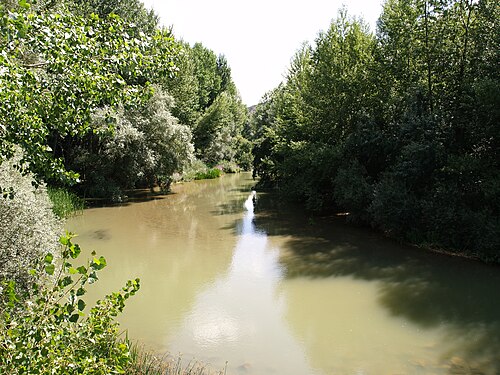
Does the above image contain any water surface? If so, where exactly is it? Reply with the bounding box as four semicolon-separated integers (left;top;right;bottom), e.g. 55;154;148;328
67;173;500;374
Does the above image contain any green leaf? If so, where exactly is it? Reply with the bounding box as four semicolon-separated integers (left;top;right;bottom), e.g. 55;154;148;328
91;256;107;270
44;253;54;264
69;314;79;323
45;264;55;275
60;276;72;288
18;0;30;9
88;271;98;284
69;267;78;275
77;299;86;311
69;243;81;259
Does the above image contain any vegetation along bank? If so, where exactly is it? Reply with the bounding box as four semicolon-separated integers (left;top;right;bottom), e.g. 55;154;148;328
0;0;498;373
250;1;499;263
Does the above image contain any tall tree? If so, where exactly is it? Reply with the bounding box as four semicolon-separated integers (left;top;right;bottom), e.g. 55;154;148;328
0;2;178;189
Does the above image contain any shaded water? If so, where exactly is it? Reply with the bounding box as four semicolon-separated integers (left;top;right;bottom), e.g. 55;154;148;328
67;173;500;375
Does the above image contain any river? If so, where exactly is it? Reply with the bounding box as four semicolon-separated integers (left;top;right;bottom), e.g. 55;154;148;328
67;172;500;375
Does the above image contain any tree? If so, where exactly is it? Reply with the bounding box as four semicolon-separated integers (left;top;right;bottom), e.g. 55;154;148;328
162;41;201;128
194;92;247;165
305;9;375;144
67;87;194;198
0;152;61;293
191;43;222;110
70;0;159;35
251;2;499;259
0;3;179;190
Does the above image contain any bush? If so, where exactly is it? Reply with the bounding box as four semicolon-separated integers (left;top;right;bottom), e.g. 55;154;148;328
194;168;222;180
180;159;209;181
68;87;194;198
333;160;373;223
47;187;85;219
0;234;140;374
218;160;241;173
181;159;224;181
369;174;420;238
0;153;62;293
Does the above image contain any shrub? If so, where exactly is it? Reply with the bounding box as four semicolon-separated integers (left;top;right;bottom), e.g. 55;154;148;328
194;168;222;180
0;234;140;374
47;187;85;219
333;160;373;223
181;159;209;181
369;174;420;238
0;153;62;293
68;87;194;198
218;160;241;173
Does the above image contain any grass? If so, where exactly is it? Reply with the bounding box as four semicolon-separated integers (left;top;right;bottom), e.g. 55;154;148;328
126;341;227;375
194;168;222;180
181;159;229;182
47;187;85;219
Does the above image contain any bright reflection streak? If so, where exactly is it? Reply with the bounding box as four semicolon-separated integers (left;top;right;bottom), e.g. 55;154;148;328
166;192;318;375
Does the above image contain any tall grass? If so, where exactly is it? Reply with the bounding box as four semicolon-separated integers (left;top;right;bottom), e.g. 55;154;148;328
126;341;227;375
47;187;85;218
181;159;224;182
194;168;222;180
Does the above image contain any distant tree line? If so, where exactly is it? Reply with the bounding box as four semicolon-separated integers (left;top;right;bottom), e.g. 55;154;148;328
251;0;499;261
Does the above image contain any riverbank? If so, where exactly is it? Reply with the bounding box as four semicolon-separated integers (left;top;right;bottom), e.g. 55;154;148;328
255;183;500;265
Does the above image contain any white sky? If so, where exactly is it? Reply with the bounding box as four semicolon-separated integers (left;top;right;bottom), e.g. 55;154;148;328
141;0;385;105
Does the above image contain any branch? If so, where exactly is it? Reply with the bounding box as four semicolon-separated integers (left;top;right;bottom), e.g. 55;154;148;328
22;61;49;68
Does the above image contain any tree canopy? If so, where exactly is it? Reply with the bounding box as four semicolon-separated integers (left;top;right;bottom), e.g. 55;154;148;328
1;0;251;199
251;0;499;261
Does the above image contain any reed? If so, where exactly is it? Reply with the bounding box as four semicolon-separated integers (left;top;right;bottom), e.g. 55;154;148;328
194;168;222;180
47;187;85;218
127;341;227;375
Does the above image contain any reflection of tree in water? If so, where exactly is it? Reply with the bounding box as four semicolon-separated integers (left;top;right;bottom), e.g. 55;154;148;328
166;192;320;375
253;193;500;374
128;173;254;236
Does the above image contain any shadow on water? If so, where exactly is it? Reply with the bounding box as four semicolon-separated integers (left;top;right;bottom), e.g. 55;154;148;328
210;178;256;216
86;192;172;208
211;198;250;216
220;191;500;373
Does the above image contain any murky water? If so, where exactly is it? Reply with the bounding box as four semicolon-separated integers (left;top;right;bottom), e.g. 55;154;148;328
67;173;500;375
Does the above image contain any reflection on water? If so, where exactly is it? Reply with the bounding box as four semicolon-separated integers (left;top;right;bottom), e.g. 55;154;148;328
255;193;500;374
67;173;500;375
167;191;317;375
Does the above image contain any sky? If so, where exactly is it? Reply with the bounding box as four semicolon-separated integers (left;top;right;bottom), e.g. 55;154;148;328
141;0;385;106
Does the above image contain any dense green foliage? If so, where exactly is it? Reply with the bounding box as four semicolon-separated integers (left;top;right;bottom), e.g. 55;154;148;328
252;1;499;260
0;1;177;191
1;0;251;200
64;87;195;198
0;234;140;374
165;42;251;172
47;187;85;219
194;167;223;180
